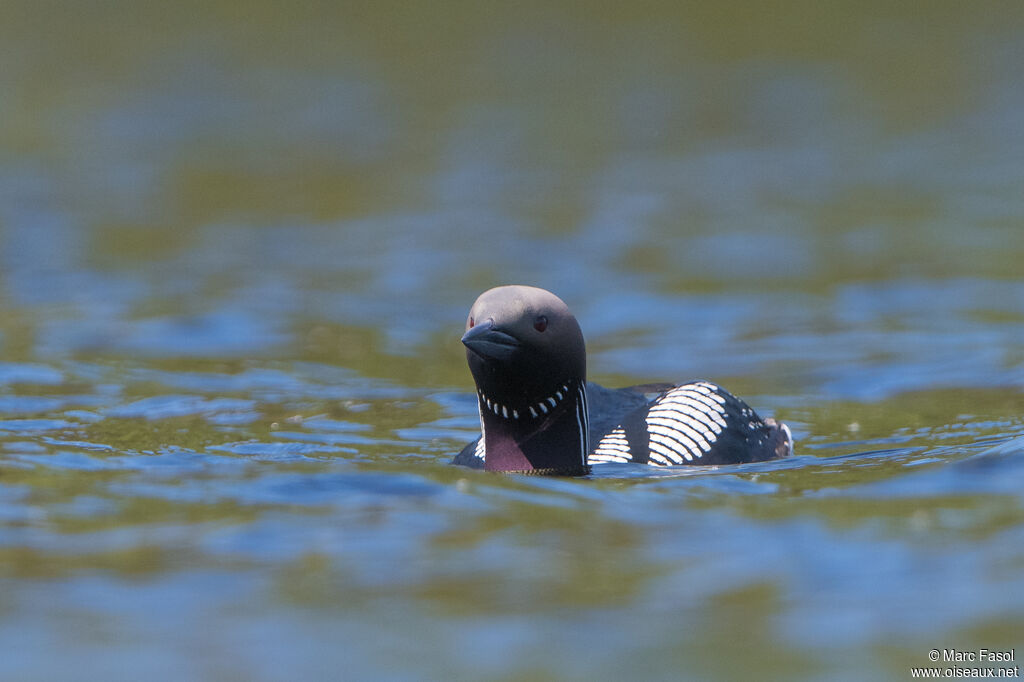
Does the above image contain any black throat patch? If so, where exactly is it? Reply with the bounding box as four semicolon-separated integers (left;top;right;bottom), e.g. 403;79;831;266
477;379;589;475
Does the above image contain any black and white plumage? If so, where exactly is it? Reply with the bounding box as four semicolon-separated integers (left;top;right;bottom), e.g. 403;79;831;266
454;285;792;475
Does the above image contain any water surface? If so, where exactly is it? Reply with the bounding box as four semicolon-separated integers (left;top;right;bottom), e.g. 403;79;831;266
1;3;1023;680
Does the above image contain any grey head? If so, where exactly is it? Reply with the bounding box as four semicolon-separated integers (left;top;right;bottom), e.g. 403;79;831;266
462;285;590;475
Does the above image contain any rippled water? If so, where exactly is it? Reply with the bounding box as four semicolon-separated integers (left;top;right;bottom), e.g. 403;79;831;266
2;3;1023;680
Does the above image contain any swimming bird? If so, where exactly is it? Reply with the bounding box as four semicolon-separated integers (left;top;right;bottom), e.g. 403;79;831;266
453;285;792;475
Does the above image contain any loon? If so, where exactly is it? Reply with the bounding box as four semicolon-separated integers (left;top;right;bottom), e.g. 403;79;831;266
453;285;792;475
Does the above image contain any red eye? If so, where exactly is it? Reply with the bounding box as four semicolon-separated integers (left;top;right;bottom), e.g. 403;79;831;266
468;316;475;328
533;315;548;332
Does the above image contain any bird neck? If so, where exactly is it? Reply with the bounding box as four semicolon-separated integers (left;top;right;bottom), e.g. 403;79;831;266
477;378;590;475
